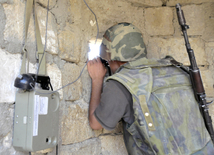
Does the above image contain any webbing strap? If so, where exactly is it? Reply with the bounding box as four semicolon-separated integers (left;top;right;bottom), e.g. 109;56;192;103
20;0;46;75
25;0;33;41
165;56;189;74
34;6;46;75
20;48;28;74
20;0;33;74
139;95;156;131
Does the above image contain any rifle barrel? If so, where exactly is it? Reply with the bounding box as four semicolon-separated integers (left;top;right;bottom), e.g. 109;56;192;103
175;3;214;143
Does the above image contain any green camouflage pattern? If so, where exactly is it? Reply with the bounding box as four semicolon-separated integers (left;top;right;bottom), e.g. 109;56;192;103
106;57;214;155
101;23;147;62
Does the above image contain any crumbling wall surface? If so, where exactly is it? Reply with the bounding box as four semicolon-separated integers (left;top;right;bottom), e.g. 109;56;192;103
0;0;213;154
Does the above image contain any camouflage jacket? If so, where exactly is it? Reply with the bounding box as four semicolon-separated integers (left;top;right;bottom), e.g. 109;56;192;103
106;57;214;155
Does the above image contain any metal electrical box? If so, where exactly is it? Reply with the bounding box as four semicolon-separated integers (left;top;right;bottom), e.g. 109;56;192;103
13;89;59;152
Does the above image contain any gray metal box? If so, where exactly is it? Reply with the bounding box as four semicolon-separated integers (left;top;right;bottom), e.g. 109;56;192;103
13;89;59;152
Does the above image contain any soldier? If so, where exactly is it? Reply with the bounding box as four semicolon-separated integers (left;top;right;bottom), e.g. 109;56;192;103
87;23;214;154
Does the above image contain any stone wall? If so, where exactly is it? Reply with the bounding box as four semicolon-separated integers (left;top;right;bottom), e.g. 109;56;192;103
0;0;213;154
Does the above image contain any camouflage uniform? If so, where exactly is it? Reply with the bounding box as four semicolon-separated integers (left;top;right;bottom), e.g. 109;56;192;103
106;58;214;154
101;23;214;154
101;23;147;62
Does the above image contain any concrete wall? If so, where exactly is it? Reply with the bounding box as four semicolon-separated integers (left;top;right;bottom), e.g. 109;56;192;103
0;0;213;154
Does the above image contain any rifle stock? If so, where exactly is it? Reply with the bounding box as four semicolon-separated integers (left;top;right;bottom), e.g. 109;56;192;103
176;3;214;143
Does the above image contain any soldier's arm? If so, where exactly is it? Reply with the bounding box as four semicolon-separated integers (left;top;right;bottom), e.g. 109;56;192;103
87;58;106;130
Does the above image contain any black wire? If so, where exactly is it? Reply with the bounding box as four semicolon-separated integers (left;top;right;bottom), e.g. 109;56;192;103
56;144;58;155
50;82;53;91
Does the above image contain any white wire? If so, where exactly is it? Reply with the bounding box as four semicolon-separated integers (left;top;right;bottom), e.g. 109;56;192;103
33;63;87;94
83;0;99;44
35;0;99;95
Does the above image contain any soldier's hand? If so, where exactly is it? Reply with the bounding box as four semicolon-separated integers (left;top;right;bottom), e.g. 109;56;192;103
87;57;107;81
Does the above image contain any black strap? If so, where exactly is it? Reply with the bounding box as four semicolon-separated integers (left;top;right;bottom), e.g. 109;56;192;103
165;56;190;74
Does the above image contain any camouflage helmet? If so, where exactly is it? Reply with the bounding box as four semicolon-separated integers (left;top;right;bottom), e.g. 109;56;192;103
100;22;147;62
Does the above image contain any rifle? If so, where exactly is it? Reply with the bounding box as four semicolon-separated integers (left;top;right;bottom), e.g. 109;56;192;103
176;3;214;143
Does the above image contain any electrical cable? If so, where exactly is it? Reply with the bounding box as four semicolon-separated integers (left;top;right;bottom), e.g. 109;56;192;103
34;0;99;95
26;1;99;154
33;63;87;94
83;0;99;44
56;144;58;155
